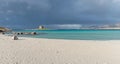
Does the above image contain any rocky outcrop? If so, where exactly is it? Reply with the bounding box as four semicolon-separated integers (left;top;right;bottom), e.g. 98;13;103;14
0;27;10;32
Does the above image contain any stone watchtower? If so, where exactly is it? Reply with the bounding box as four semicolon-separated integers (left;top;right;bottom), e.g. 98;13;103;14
39;26;45;30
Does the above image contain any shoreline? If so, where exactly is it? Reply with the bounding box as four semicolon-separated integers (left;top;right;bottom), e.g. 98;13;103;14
0;35;120;64
4;34;120;41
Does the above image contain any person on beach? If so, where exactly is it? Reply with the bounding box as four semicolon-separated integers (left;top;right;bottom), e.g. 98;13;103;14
12;34;18;40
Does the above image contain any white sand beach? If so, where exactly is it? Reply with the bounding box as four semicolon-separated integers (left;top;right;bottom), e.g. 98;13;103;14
0;35;120;64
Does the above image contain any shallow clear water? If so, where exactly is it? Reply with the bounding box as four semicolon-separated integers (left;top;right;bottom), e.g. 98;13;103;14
12;29;120;40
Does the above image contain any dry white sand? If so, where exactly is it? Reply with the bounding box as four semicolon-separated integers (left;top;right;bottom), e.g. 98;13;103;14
0;35;120;64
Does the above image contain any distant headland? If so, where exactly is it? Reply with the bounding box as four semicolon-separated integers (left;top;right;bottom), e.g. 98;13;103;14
37;24;120;30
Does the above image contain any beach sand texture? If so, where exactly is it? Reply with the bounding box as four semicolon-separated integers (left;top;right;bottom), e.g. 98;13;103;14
0;35;120;64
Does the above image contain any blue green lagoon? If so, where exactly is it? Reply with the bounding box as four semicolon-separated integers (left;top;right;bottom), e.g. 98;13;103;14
12;29;120;40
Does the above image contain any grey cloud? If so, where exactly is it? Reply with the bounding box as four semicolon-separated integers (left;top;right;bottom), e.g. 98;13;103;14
0;0;120;28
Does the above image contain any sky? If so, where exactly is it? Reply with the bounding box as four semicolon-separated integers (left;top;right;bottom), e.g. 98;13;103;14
0;0;120;29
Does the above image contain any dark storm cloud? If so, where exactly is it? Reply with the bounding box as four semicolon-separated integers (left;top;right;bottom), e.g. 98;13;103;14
0;0;120;28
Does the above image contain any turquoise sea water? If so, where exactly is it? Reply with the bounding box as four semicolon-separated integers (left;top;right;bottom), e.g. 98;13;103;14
12;29;120;40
